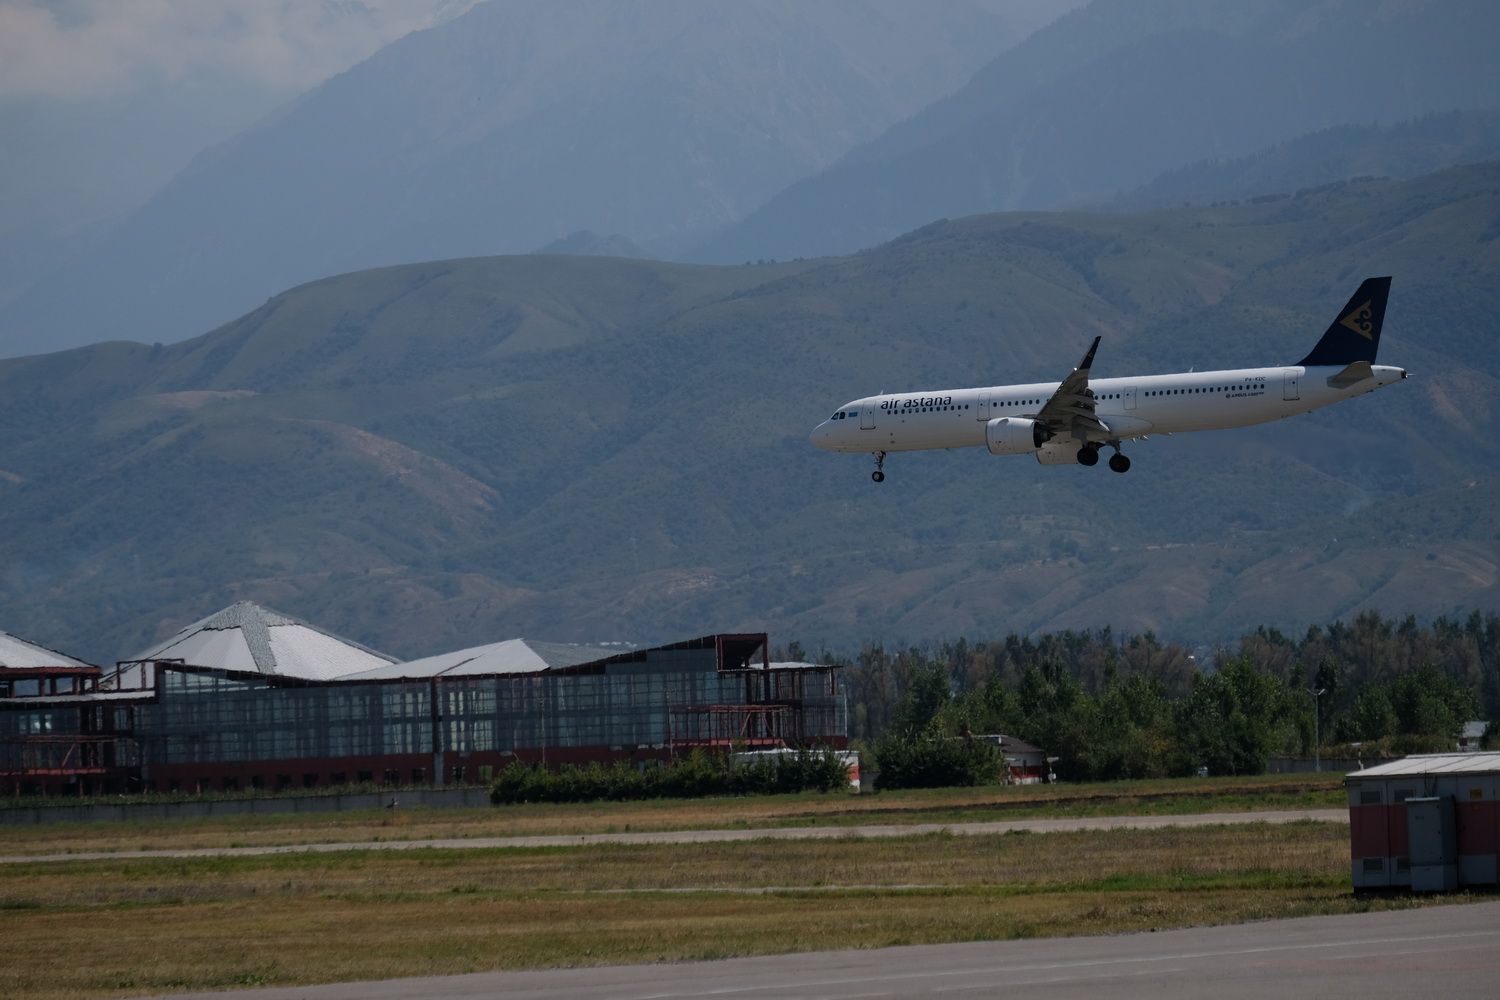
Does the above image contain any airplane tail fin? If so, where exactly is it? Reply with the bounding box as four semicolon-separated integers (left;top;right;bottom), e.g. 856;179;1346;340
1297;276;1391;367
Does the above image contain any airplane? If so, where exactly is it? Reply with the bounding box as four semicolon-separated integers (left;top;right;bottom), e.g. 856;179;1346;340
809;276;1407;481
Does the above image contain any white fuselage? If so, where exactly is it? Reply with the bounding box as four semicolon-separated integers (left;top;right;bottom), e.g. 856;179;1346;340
809;364;1407;456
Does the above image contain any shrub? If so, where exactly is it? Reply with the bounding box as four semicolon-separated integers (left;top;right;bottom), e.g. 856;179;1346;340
490;750;849;805
872;726;1000;790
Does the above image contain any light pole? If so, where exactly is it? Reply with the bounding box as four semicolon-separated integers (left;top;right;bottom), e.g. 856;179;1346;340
1311;687;1327;772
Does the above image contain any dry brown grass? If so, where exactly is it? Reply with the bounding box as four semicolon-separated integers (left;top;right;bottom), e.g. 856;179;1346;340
0;820;1454;1000
0;773;1345;856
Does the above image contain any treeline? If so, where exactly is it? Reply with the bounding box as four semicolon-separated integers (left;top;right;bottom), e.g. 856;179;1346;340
797;611;1500;783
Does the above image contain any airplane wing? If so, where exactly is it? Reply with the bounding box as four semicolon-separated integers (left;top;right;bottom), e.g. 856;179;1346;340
1036;335;1109;441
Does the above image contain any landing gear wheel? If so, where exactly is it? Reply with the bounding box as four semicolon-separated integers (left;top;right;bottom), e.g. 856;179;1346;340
872;470;885;483
871;451;887;483
1077;446;1099;467
1109;452;1131;474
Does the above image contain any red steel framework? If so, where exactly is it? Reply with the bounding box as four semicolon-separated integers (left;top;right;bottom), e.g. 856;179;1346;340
667;703;796;751
2;734;140;794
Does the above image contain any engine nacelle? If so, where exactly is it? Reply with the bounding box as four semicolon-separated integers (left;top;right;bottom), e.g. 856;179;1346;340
985;416;1050;456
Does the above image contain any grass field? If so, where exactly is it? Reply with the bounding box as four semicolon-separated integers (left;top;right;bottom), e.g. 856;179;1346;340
0;776;1392;998
0;773;1346;856
0;819;1466;999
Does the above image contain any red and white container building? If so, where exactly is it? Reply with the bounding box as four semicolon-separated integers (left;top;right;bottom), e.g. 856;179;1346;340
1346;752;1500;891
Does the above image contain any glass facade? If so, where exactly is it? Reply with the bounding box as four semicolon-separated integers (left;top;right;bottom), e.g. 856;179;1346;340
140;670;433;766
4;635;846;790
130;639;845;775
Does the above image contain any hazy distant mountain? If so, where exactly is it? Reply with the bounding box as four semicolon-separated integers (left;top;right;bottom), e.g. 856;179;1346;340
0;0;1050;358
0;2;482;309
2;163;1498;662
534;231;652;259
1112;110;1500;210
697;0;1500;263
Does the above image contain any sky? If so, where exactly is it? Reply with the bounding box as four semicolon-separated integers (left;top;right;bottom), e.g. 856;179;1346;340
0;0;478;99
0;1;476;249
0;0;1076;305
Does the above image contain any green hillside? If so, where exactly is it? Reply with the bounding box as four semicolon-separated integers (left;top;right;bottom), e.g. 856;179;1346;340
2;164;1498;663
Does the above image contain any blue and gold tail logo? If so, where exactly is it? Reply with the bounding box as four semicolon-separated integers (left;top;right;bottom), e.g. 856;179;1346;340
1339;300;1375;339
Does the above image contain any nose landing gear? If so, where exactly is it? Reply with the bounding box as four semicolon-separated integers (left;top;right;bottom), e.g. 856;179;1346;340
871;451;887;483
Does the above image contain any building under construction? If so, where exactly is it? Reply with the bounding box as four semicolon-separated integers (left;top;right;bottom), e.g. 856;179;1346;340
1;604;847;795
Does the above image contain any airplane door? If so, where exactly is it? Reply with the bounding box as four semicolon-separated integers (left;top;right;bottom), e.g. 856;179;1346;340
1283;369;1300;401
860;403;876;430
1124;386;1137;411
977;390;991;420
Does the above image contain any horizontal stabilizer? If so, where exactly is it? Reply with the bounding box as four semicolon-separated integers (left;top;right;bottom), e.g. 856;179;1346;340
1326;360;1374;388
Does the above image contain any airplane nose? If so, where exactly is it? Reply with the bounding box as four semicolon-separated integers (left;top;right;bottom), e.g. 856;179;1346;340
809;423;831;450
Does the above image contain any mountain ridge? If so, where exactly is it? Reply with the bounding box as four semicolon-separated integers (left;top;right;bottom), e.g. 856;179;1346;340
2;163;1497;664
0;0;1038;358
697;0;1500;263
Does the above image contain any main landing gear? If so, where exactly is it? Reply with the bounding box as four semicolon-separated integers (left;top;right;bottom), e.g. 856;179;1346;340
871;451;887;483
1078;443;1131;473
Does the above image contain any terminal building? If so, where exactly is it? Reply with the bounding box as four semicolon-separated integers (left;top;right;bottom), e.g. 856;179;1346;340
2;603;847;796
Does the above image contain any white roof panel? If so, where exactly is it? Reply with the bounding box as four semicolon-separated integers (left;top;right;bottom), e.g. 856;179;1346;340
1348;752;1500;778
156;629;260;673
0;630;95;670
267;625;391;682
1;689;149;706
345;638;614;680
111;601;393;685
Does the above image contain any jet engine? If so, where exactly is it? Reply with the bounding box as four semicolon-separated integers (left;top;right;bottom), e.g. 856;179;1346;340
985;416;1050;455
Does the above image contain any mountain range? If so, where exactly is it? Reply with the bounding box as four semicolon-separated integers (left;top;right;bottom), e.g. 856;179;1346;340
1110;109;1500;211
0;0;1042;357
2;162;1497;664
696;0;1500;262
9;0;1500;363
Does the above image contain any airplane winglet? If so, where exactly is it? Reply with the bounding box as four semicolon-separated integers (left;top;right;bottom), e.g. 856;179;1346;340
1038;336;1107;441
1077;335;1101;373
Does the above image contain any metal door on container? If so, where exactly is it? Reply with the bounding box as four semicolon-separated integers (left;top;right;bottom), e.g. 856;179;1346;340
1283;369;1300;401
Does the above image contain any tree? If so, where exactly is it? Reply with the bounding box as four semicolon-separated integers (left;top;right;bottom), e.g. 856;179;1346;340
892;658;951;733
1389;664;1477;746
1174;657;1295;775
1344;687;1398;741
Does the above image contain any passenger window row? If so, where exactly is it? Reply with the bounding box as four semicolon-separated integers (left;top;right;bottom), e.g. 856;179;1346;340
1144;386;1253;396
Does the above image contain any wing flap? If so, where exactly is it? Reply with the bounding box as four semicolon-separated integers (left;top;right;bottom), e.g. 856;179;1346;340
1038;336;1109;440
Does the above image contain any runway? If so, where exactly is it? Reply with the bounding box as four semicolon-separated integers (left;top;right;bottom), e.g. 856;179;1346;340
148;899;1500;999
0;808;1345;864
